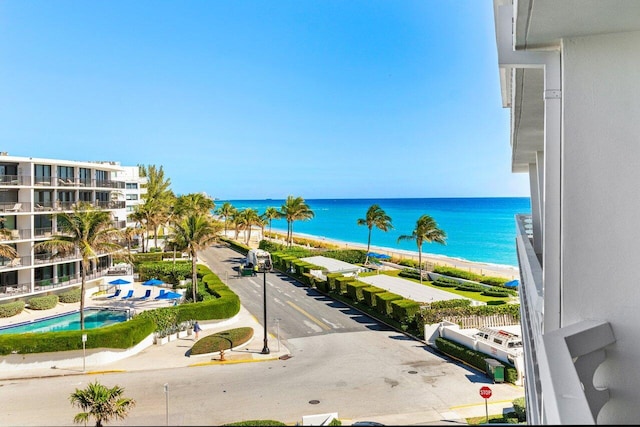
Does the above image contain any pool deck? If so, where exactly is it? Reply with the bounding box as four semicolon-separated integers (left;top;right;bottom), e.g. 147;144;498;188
0;282;182;329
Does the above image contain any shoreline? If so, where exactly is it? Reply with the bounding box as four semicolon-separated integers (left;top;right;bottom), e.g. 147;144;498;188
261;228;520;281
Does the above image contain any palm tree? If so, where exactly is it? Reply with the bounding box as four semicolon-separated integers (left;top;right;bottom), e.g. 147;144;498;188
174;193;215;217
357;204;393;265
69;380;135;427
279;195;314;247
216;202;236;238
262;206;280;238
35;203;122;329
0;227;19;263
171;213;222;302
241;208;261;245
397;214;446;284
139;164;175;250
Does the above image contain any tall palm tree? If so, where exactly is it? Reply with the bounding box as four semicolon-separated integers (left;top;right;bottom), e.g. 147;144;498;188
174;193;215;218
171;213;222;302
397;214;446;284
35;203;122;329
357;204;393;265
69;380;135;427
216;202;236;238
279;195;314;247
240;208;261;245
139;164;174;250
262;206;280;238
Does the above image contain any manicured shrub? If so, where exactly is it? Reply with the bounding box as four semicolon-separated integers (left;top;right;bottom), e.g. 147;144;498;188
345;281;370;302
362;286;385;307
481;289;509;298
335;276;354;294
435;337;518;384
486;300;507;305
390;299;421;322
27;295;58;310
0;300;25;318
430;299;471;309
374;292;403;316
512;397;526;422
190;327;254;355
58;287;81;303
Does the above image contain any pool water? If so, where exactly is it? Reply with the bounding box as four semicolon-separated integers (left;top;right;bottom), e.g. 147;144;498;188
0;308;129;334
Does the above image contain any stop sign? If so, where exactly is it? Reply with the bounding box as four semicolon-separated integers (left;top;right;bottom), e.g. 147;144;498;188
479;386;492;399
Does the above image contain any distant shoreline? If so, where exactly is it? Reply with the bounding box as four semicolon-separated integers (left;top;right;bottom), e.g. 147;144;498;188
257;227;520;281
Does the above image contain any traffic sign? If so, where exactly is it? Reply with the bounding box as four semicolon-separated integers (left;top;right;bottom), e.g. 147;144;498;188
479;386;492;399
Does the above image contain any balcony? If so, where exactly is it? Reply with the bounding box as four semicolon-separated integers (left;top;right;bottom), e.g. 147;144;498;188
515;214;616;424
0;174;25;186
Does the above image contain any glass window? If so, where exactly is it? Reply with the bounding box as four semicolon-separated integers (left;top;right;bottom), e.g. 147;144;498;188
57;166;75;179
35;164;51;179
126;183;138;189
126;194;138;200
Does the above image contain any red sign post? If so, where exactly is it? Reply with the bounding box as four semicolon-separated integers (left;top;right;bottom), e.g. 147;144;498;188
480;386;492;423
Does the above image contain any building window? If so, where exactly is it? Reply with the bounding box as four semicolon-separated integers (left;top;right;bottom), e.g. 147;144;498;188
35;164;52;180
126;183;138;190
126;194;138;201
57;166;75;180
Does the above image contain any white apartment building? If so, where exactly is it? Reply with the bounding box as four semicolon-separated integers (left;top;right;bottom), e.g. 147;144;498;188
493;1;640;424
0;154;136;302
110;164;147;228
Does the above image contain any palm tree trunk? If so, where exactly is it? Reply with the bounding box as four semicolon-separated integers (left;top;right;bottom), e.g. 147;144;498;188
365;228;372;265
80;263;87;330
191;254;198;302
418;249;423;284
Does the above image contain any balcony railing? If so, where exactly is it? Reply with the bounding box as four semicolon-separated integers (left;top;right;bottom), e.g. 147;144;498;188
515;214;616;424
0;228;31;242
0;174;26;186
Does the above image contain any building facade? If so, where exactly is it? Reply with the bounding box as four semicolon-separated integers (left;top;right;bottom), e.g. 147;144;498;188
0;154;134;302
493;0;640;424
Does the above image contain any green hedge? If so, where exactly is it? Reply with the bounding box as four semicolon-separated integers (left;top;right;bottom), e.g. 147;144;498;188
58;288;82;303
335;276;355;294
435;337;518;384
137;261;192;285
0;301;25;318
219;237;251;255
390;299;421;322
190;327;254;355
481;289;510;297
361;286;385;307
431;299;471;309
432;266;510;288
374;292;403;316
0;315;156;355
27;295;59;310
345;281;370;302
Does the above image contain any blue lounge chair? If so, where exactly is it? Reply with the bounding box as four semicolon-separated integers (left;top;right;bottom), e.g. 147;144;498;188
154;289;167;300
106;289;122;299
121;289;135;299
138;289;152;300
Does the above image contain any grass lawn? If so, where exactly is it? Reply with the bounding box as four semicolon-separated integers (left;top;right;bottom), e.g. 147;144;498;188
377;270;514;304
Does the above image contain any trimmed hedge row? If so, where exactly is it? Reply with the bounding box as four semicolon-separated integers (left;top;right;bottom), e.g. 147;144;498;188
435;337;518;384
137;261;192;284
432;266;510;288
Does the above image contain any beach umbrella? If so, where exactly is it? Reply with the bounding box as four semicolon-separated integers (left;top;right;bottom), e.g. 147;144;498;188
108;278;131;285
367;252;391;260
157;291;182;300
143;278;164;286
504;279;520;288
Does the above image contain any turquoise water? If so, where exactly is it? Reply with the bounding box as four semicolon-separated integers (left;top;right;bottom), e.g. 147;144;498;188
218;197;531;267
0;308;128;335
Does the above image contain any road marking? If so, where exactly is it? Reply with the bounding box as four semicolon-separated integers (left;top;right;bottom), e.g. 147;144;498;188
287;301;331;331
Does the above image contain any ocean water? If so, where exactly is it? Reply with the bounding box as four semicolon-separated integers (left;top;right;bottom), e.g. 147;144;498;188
217;198;531;268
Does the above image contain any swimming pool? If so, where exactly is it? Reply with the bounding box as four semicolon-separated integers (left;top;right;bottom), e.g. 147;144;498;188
0;308;130;335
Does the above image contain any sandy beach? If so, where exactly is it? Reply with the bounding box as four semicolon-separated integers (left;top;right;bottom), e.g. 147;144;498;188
252;229;520;281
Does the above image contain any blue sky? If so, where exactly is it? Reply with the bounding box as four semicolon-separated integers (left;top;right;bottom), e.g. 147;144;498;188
0;1;529;200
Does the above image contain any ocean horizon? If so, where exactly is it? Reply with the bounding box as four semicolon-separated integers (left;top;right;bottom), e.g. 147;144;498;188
217;197;531;268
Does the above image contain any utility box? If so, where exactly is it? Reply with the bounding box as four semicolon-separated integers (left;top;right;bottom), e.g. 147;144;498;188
484;358;505;383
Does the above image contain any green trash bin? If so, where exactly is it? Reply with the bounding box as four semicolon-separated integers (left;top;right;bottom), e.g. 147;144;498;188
484;358;505;383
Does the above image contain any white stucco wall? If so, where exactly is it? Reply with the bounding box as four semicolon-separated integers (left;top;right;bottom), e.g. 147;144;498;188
561;30;640;423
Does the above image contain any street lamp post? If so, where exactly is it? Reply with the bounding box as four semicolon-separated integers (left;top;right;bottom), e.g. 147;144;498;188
261;262;270;354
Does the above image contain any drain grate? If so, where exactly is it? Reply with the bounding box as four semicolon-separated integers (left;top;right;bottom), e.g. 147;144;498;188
309;400;320;405
408;370;418;374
